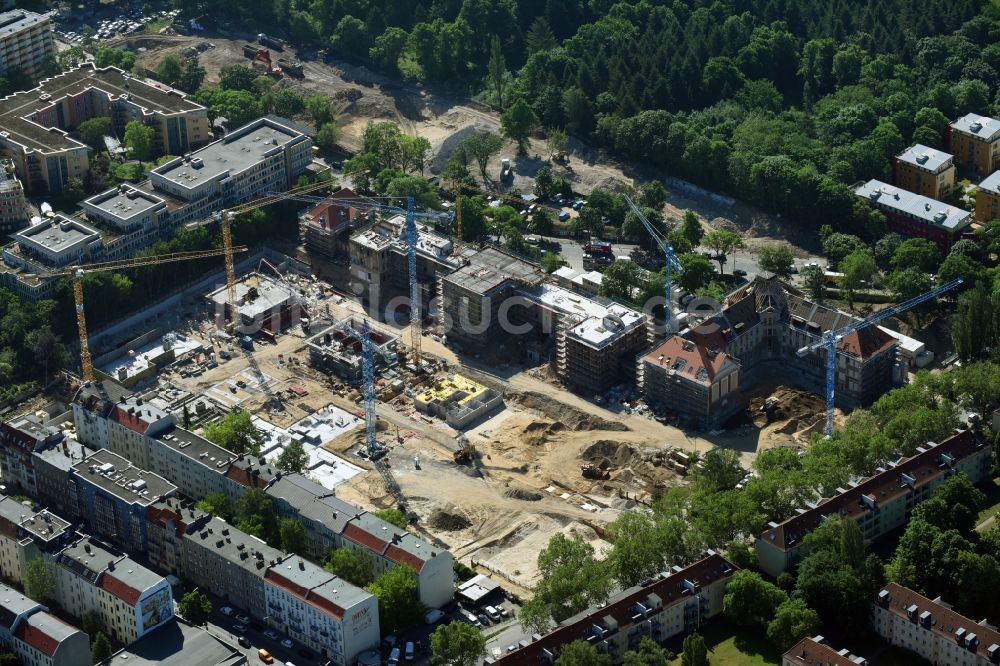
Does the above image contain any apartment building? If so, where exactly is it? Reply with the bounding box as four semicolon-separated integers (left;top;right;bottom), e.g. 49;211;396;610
439;246;650;391
0;10;55;81
642;275;898;429
104;620;246;666
0;497;74;585
302;188;367;258
873;583;1000;665
181;516;288;621
975;170;1000;222
33;437;90;518
0;64;208;195
756;430;990;577
145;497;207;577
0;583;89;666
855;179;973;252
948;113;1000;176
68;449;177;552
53;536;173;645
0;415;63;496
0;159;27;232
266;473;454;609
486;553;735;665
893;144;956;199
263;557;379;666
782;636;868;666
0;214;105;300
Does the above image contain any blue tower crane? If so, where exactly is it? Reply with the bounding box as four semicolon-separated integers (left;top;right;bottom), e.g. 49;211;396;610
360;320;378;458
797;278;963;437
622;193;684;333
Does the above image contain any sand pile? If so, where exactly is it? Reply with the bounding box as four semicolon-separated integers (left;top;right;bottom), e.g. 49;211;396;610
503;484;543;501
428;509;472;531
582;440;637;466
512;392;628;432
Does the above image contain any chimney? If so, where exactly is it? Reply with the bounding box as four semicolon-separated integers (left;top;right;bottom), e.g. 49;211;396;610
107;559;114;571
298;559;305;570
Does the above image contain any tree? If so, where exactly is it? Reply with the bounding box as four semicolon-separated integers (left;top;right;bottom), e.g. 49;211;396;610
674;254;712;294
156;53;183;86
757;246;795;279
374;507;409;529
279;518;307;554
234;489;280;547
822;233;867;264
938;253;983;287
204;410;265;456
78;117;112;152
369;27;408;75
91;632;112;665
459;131;504;183
546;128;568;159
702;230;743;273
178;590;212;625
331;15;372;55
315;123;340;152
430;621;487;666
555;641;612;666
563;87;594;136
766;598;820;650
840;249;876;305
638;182;667;211
887;267;933;302
681;633;709;666
275;441;308;473
912;474;986;535
366;565;424;633
520;533;611;632
502;99;540;155
723;570;788;627
487;36;508;107
305;95;334;127
599;260;641;301
678;211;704;248
195;492;232;520
802;265;825;302
891;238;941;272
526;17;557;54
24;559;56;602
325;548;376;587
180;58;206;92
623;638;674;666
123;121;155;161
1;653;22;666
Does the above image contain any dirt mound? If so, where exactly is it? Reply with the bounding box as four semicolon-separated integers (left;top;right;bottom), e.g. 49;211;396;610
428;509;472;531
581;440;636;466
512;392;628;432
750;385;827;443
503;484;543;501
519;420;563;447
333;88;364;103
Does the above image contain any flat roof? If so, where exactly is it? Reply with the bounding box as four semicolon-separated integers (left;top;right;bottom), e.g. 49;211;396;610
0;64;201;153
83;185;165;224
978;170;1000;194
0;498;73;544
152;117;303;191
443;246;545;296
72;449;176;507
0;582;42;620
529;283;646;348
104;620;245;666
154;427;237;474
0;10;48;37
15;215;100;254
206;273;298;319
856;179;972;231
896;143;953;172
951;113;1000;141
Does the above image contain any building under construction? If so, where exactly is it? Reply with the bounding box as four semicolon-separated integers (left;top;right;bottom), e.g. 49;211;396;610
413;373;503;429
305;316;399;382
206;272;304;335
640;274;899;429
301;187;369;258
439;247;650;392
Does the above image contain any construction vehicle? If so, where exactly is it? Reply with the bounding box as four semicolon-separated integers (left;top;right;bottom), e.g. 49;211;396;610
581;464;610;480
500;158;512;182
242;43;259;58
797;277;962;437
249;47;282;77
257;32;284;51
454;442;477;465
45;246;248;382
276;59;303;77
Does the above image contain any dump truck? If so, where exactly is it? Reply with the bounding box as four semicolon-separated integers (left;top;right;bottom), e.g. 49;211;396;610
242;43;259;58
257;33;284;51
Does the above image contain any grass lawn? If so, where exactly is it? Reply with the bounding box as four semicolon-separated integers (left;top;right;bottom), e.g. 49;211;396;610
144;17;172;34
977;476;1000;526
667;619;783;665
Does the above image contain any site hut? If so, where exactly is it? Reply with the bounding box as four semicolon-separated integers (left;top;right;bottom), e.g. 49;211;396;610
0;9;55;81
206;272;304;336
0;582;90;666
892;143;956;200
947;112;1000;176
855;180;973;253
0;496;74;584
0;64;209;195
305;316;400;383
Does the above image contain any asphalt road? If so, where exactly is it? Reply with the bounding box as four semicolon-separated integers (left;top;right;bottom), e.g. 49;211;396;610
197;594;314;666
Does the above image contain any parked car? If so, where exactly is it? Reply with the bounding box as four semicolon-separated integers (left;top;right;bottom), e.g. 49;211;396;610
258;649;273;664
233;624;248;634
733;268;747;277
387;647;400;666
477;613;491;626
424;609;445;625
558;211;570;222
264;629;279;641
405;642;415;661
281;639;293;649
221;606;234;616
238;637;251;648
236;614;250;624
485;606;502;621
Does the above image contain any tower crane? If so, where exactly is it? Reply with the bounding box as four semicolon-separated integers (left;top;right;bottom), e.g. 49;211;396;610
360;320;407;510
797;278;963;437
44;246;249;383
622;193;684;333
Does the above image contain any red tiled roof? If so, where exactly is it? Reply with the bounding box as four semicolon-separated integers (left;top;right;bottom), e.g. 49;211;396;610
838;327;896;360
876;583;1000;660
492;554;736;665
385;545;425;572
643;335;738;387
342;523;388;554
264;570;345;619
110;406;150;434
304;188;363;230
99;572;142;605
759;430;985;552
783;637;861;665
225;465;269;490
15;621;59;657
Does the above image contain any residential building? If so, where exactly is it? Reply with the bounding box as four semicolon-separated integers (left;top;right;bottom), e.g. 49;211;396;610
0;64;208;195
302;188;367;258
53;536;173;646
0;583;89;666
414;373;503;429
439;246;650;392
33;437;90;518
975;170;1000;222
0;214;105;300
642;275;898;430
0;159;27;232
0;414;63;496
893;144;956;199
263;557;378;666
68;449;177;552
79;184;170;255
181;516;288;621
485;553;736;665
948;113;1000;176
0;497;74;584
144;497;207;578
873;582;1000;665
0;10;55;81
205;272;305;335
756;430;990;577
102;620;246;666
855;179;973;252
265;473;454;609
305;316;400;383
782;636;868;666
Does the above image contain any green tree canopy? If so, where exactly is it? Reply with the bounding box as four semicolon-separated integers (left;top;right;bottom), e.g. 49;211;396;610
555;641;612;666
502;99;540;155
430;621;487;666
78;117;112;152
757;245;795;278
91;632;112;665
179;590;212;625
123;121;155;161
723;570;788;627
325;548;376;587
235;489;280;547
279;518;307;554
195;492;232;520
203;410;265;456
520;533;611;633
366;565;424;634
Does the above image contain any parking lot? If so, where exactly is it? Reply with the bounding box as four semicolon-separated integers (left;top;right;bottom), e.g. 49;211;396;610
53;4;179;45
